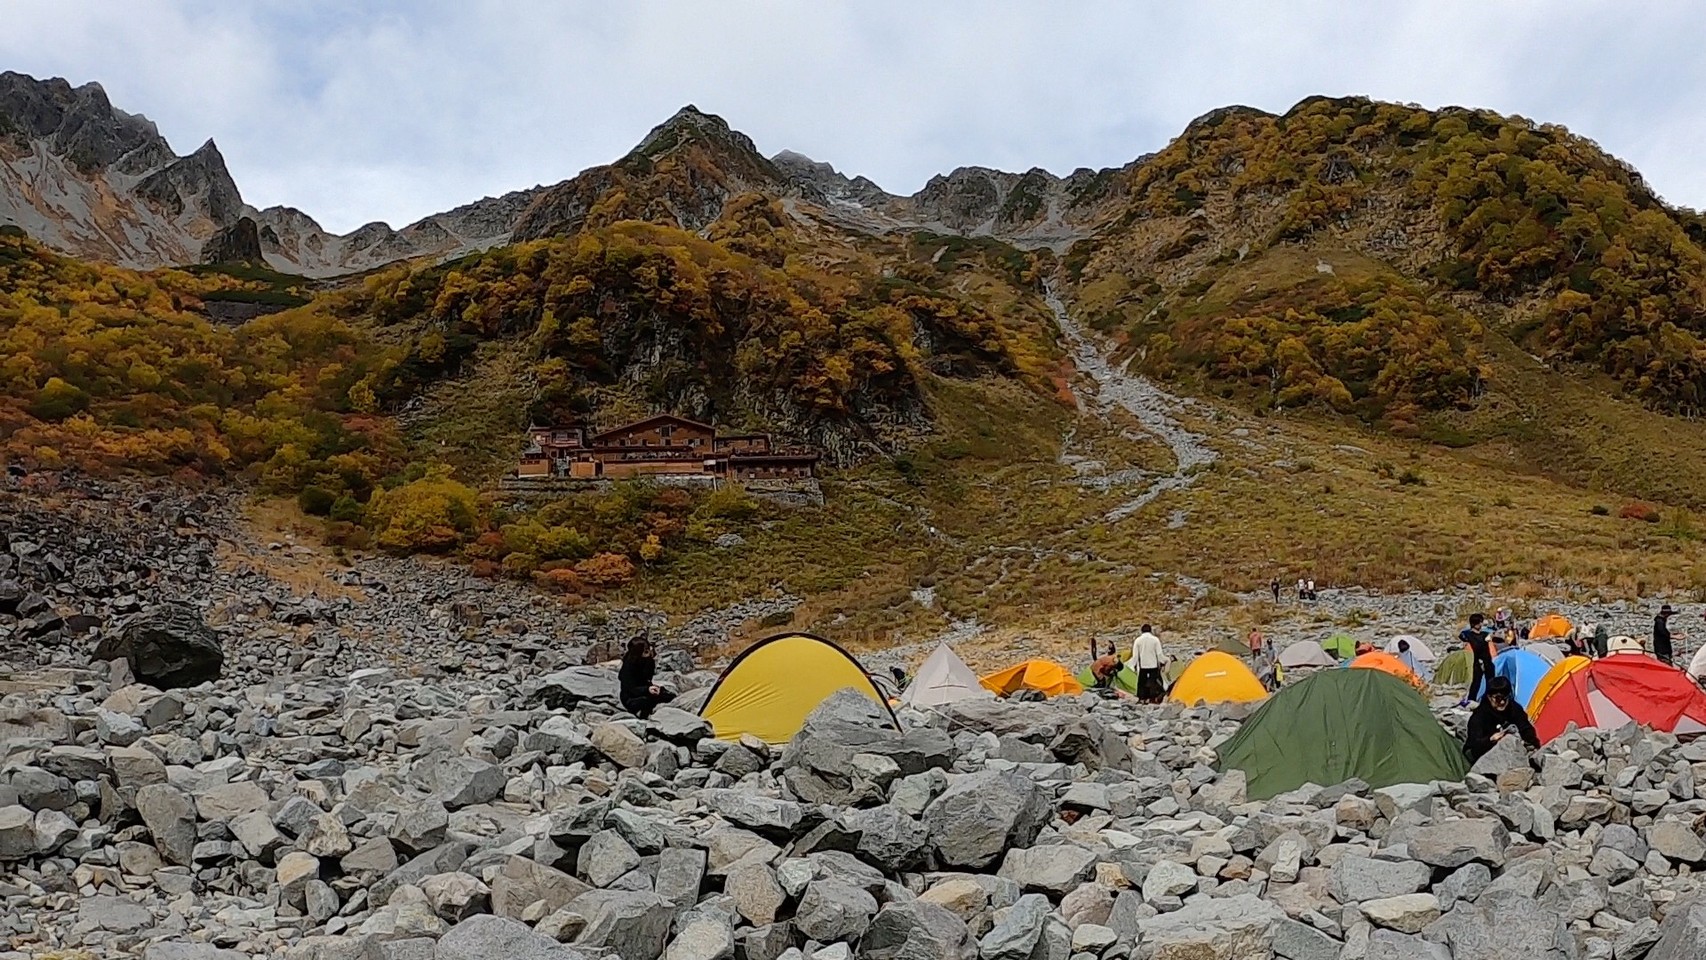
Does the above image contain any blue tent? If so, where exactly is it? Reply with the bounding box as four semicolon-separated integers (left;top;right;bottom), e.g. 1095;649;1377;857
1494;648;1551;709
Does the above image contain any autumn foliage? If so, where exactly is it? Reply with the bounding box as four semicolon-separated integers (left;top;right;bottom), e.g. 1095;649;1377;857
354;220;1045;431
0;232;403;480
1116;97;1706;416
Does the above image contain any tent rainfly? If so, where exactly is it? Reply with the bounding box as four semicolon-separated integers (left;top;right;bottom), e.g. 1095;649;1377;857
1169;652;1268;706
1533;654;1706;744
698;633;898;745
901;643;993;709
1217;668;1469;800
1278;640;1340;671
980;660;1084;698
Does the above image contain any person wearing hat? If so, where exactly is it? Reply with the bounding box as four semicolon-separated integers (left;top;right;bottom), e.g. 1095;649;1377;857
1655;605;1677;666
1464;675;1539;762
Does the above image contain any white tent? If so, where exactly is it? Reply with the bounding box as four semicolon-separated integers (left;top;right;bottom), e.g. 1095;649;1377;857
1384;635;1436;662
1688;646;1706;679
1277;640;1339;670
1608;635;1644;655
900;643;993;709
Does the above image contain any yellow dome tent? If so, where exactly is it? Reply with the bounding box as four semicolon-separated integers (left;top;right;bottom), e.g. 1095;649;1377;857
1169;651;1267;706
979;659;1084;698
699;633;898;745
1530;614;1573;641
1528;655;1591;718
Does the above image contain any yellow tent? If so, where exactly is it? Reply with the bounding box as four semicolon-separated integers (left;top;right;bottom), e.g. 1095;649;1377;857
1169;651;1267;706
980;659;1084;698
1530;614;1573;641
1528;655;1591;718
699;633;898;745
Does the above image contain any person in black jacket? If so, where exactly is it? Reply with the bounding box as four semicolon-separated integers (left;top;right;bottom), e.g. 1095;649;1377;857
619;637;674;719
1464;676;1539;762
1457;612;1496;708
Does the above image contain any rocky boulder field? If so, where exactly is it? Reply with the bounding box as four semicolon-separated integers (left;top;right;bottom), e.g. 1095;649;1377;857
6;478;1706;960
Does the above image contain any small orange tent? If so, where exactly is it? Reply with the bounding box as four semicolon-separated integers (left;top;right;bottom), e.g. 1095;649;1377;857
1350;651;1426;693
1530;614;1573;641
980;659;1083;698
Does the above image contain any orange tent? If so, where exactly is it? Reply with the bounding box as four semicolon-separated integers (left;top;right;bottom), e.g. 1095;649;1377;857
1350;651;1426;693
979;659;1084;698
1528;655;1591;718
1529;614;1573;641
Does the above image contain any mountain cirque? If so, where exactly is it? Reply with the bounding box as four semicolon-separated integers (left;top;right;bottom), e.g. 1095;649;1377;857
0;71;1126;277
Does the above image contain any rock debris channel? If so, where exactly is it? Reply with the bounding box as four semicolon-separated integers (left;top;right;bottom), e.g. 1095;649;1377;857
7;482;1706;959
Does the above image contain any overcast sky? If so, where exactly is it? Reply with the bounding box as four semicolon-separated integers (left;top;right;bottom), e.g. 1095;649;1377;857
7;1;1704;234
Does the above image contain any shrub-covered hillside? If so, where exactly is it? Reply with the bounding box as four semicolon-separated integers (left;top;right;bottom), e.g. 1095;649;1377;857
1068;96;1706;419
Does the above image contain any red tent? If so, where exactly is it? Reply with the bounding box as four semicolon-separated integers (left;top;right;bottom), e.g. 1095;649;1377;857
1533;654;1706;744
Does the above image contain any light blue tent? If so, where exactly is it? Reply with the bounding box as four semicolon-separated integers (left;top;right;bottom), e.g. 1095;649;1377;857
1494;648;1551;709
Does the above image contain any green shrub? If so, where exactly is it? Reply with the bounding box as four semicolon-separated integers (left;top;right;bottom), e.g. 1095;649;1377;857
297;485;337;516
329;495;364;523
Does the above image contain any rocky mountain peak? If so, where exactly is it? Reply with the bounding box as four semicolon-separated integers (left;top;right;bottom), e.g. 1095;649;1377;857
770;149;893;207
0;70;164;173
630;104;766;166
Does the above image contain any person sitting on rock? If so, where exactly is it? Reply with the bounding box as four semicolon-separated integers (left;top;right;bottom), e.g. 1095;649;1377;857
889;666;910;692
619;636;675;719
1464;676;1538;762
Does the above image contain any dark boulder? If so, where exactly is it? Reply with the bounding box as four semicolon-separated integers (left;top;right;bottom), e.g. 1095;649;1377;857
93;603;223;689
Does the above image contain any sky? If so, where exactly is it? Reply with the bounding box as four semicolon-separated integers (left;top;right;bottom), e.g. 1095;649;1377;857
6;1;1705;235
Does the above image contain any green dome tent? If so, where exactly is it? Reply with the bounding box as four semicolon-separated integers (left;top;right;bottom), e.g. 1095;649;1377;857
1213;636;1249;656
1323;633;1359;660
1434;648;1472;688
1075;664;1139;695
1217;668;1469;800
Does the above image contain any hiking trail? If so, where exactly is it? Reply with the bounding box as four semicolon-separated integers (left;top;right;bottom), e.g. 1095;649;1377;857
1044;282;1218;521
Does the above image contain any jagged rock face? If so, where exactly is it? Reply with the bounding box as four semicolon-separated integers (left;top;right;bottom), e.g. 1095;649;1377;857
200;216;263;266
771;149;895;207
0;72;235;268
0;71;546;277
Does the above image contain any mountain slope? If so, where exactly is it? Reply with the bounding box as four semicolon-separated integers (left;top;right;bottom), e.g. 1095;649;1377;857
1063;97;1706;419
0;71;548;277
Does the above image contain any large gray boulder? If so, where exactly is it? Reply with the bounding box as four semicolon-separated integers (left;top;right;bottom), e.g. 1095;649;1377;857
781;690;953;806
858;900;975;960
663;908;734;960
1049;715;1131;771
795;878;879;943
923;770;1050;870
567;890;673;960
535;667;621;709
429;757;507;810
1329;855;1432;903
438;914;589;960
1650;894;1706;960
135;783;197;866
1409;818;1509;869
0;806;33;860
1421;889;1577;959
997;843;1097;897
93;603;223;689
491;854;591;920
979;894;1052;960
840;805;929;872
1136;894;1285;958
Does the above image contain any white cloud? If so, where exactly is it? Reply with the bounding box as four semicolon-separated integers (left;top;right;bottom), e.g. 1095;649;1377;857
4;0;1703;232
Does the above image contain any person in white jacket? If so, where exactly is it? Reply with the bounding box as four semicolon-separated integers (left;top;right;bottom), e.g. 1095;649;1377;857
1131;626;1166;703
